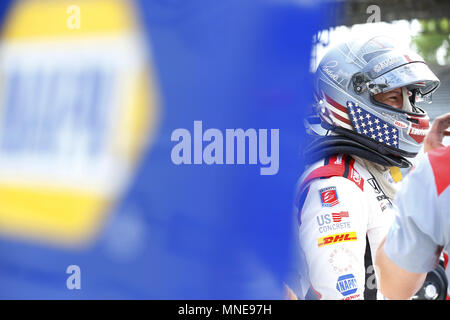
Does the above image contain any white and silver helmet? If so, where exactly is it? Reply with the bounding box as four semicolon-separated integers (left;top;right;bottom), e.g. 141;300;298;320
311;36;440;160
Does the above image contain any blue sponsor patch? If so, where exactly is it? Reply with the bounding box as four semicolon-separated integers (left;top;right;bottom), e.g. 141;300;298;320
336;273;358;296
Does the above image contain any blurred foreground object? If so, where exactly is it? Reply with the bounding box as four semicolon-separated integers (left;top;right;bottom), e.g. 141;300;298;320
0;0;157;246
0;0;326;299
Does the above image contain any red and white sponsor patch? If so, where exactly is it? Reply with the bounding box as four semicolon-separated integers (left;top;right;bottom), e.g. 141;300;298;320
329;247;357;274
350;168;364;190
394;120;407;128
342;294;361;300
331;211;349;222
319;186;339;207
407;115;430;144
407;125;428;144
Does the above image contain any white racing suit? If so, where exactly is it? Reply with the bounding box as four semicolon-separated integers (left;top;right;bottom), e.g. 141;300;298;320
295;154;397;300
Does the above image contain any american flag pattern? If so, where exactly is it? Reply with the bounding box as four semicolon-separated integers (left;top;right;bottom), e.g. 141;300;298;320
331;211;349;223
323;93;353;131
346;101;399;147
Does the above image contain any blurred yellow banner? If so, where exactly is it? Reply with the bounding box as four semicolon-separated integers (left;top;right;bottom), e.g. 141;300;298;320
0;0;159;247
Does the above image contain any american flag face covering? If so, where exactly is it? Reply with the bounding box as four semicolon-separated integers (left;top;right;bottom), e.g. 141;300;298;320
346;101;399;148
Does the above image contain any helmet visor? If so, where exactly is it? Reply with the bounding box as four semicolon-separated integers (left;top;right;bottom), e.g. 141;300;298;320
369;62;440;96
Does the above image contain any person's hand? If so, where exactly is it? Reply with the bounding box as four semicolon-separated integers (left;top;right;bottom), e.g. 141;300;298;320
424;113;450;152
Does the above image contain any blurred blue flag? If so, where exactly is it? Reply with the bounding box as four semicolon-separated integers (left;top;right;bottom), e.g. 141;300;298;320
0;0;330;299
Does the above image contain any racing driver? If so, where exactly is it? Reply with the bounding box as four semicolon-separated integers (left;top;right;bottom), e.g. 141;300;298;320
295;36;441;300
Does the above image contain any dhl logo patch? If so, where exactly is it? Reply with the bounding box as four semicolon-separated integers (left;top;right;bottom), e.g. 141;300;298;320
317;232;357;248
